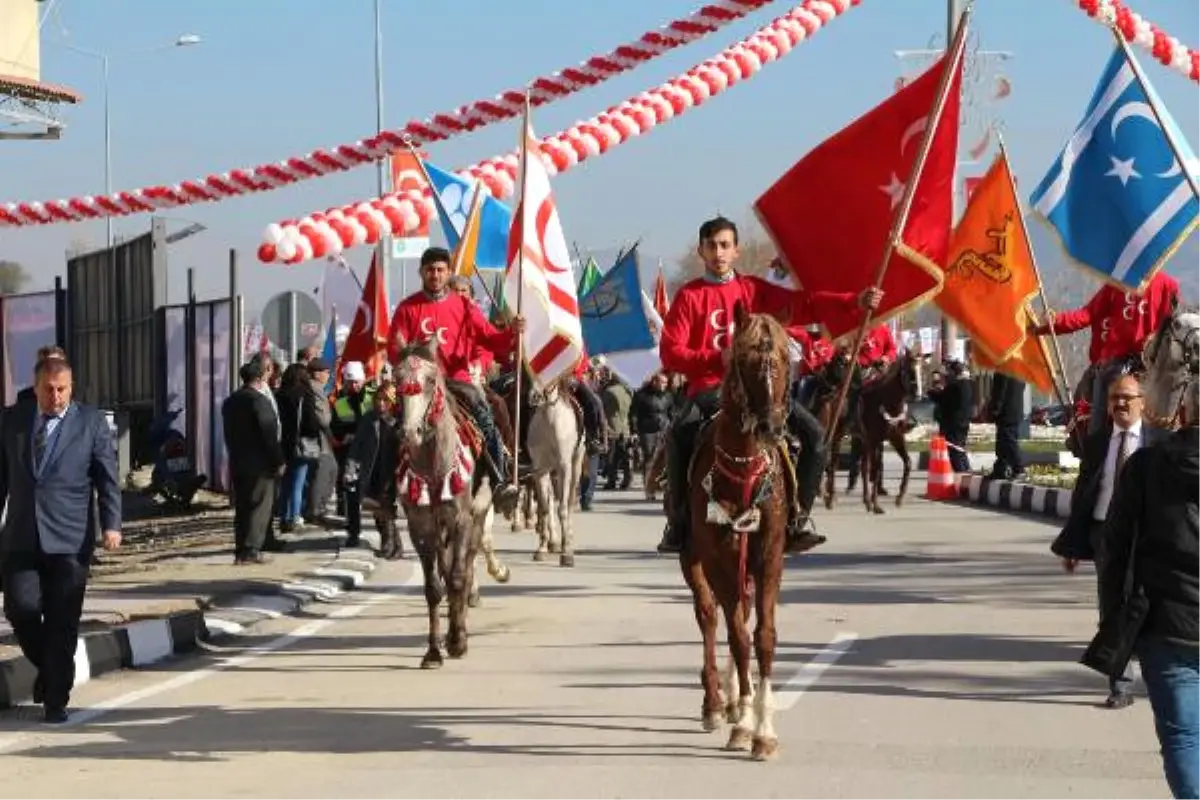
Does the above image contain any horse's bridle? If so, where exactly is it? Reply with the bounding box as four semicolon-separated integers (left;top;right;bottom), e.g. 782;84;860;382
728;334;786;436
396;357;448;443
1141;315;1199;429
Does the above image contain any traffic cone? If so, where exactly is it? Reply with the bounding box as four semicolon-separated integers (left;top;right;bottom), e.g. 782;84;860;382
924;434;959;501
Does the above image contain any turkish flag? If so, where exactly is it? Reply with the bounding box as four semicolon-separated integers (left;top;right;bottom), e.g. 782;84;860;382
755;33;965;340
337;251;391;387
390;150;431;237
653;270;670;319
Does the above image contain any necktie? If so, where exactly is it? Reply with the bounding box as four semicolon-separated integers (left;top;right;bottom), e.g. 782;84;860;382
33;415;49;468
1115;430;1131;479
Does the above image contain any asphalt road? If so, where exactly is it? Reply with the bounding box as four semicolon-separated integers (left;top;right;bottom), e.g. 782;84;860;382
0;484;1170;799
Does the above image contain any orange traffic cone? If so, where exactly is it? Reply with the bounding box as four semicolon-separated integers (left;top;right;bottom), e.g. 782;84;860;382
924;434;959;501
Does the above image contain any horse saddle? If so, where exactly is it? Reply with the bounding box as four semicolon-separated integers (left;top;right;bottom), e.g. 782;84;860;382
688;416;799;534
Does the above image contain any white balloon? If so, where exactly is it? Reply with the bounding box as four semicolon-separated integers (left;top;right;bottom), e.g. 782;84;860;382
296;236;314;262
322;225;341;255
349;220;367;247
401;208;420;233
277;239;297;260
264;223;284;246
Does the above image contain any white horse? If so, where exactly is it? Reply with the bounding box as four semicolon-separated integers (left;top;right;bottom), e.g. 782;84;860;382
525;380;586;567
1142;305;1199;433
466;361;511;607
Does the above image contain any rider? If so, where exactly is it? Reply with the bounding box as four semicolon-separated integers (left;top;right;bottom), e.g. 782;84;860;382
1029;271;1179;436
655;215;882;555
780;322;830;538
388;247;525;511
848;322;899;492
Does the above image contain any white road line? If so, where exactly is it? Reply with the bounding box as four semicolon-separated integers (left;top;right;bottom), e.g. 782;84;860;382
775;632;858;711
0;568;422;755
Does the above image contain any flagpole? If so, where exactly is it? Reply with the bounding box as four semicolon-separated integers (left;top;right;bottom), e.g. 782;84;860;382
822;4;972;450
996;133;1075;404
511;90;532;472
1111;25;1200;202
401;134;462;256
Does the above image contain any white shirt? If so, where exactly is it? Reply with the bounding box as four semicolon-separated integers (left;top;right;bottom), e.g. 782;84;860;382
1093;419;1143;522
254;382;282;438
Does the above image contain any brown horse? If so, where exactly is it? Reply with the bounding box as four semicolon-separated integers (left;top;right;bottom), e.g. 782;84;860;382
855;351;919;514
681;303;794;762
809;348;856;509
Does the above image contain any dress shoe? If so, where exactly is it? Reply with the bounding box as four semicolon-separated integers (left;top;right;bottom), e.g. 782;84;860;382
657;524;682;554
1104;692;1134;710
43;706;69;724
236;552;272;566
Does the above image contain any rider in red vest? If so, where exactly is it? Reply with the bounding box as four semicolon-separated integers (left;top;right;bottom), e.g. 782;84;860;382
388;247;524;510
858;323;898;370
1031;271;1179;433
656;216;881;555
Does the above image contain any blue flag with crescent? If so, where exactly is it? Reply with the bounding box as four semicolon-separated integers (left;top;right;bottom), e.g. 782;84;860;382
580;247;655;356
421;161;512;271
1029;46;1199;290
321;310;338;393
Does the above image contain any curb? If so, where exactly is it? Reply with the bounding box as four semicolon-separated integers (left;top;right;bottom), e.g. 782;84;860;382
956;474;1072;520
0;544;381;709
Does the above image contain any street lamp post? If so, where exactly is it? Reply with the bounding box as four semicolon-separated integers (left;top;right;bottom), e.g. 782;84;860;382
60;34;202;251
373;0;394;300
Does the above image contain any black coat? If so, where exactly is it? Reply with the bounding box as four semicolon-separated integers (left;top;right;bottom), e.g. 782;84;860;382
632;388;674;436
347;409;400;501
988;373;1025;426
222;385;285;478
1100;428;1198;645
1050;426;1111;562
929;378;973;433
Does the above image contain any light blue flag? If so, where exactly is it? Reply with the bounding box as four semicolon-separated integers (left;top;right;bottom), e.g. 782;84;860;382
580;247;655;356
1030;46;1199;290
321;310;338;393
421;161;513;271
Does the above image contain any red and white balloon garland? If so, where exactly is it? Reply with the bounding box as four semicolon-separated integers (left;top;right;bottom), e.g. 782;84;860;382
259;0;859;265
1075;0;1199;82
0;0;777;230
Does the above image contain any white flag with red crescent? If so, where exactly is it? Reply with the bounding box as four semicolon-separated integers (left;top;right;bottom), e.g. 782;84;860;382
504;115;583;386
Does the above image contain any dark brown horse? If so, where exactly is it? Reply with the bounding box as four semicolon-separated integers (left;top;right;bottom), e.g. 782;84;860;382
855;351;919;514
808;347;856;509
681;303;794;762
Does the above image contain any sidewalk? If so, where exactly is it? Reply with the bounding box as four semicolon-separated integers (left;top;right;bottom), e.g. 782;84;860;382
0;513;391;707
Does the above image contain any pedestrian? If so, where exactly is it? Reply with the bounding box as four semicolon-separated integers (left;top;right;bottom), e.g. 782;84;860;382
14;346;66;409
632;372;674;477
987;372;1026;480
1099;380;1198;798
1052;373;1147;708
0;356;121;723
928;360;974;473
275;362;317;532
222;359;285;565
601;370;633;490
345;380;405;560
302;358;337;524
330;361;374;547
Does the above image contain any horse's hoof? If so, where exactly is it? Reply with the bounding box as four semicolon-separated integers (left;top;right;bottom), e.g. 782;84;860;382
533;550;547;562
872;506;886;515
725;727;753;752
420;650;444;670
751;736;779;761
559;553;575;568
548;541;561;554
823;496;833;510
447;636;468;659
701;711;724;732
895;496;904;508
468;590;481;608
494;564;511;583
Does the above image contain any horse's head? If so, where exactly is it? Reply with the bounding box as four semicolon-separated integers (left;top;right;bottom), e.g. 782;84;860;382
392;337;449;449
898;350;923;400
1142;306;1200;429
723;302;791;441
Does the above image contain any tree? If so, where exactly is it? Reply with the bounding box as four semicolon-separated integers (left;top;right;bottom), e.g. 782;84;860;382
0;261;31;295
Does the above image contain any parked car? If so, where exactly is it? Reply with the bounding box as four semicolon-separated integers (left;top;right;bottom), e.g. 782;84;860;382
1029;404;1070;427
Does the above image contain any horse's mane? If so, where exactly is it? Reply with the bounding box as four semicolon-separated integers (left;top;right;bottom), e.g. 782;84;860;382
719;311;790;409
395;340;439;366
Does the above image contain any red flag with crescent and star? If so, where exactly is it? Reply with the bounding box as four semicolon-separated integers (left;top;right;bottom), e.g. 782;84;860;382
754;28;966;340
336;251;390;388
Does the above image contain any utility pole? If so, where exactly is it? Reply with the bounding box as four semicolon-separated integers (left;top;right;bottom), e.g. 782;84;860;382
373;0;393;301
895;0;1013;365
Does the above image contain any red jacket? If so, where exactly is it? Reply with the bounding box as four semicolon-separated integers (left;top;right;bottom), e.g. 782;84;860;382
660;274;857;397
1036;273;1179;363
807;338;835;373
858;324;898;367
388;291;516;383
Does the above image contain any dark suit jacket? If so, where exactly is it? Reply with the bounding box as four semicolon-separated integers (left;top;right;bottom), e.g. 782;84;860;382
1051;425;1111;561
222;385;285;479
987;374;1026;426
0;401;120;557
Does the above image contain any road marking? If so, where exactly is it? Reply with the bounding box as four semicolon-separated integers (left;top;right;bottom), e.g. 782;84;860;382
0;568;422;755
775;632;858;711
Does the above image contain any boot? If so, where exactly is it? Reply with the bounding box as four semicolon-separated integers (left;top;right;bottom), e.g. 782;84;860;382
657;521;683;554
785;508;827;555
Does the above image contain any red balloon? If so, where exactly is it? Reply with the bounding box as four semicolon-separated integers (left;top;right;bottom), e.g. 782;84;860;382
257;243;277;262
310;235;327;259
286;252;304;265
359;213;381;243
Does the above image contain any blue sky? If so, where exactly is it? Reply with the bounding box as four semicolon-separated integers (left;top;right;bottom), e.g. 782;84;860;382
1;0;1196;312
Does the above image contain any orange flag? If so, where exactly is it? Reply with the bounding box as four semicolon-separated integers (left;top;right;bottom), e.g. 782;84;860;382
971;304;1056;394
653;267;669;320
937;152;1039;364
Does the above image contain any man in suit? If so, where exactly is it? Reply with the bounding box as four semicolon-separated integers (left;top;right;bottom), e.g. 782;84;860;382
222;360;285;565
0;357;121;723
1052;373;1146;709
988;372;1027;480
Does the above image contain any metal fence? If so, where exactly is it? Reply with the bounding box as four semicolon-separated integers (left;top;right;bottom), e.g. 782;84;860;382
158;296;234;493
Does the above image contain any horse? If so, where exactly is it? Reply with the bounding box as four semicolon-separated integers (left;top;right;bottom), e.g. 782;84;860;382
807;349;856;509
681;302;795;761
393;339;495;668
525;379;587;566
1142;302;1200;433
855;350;919;514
